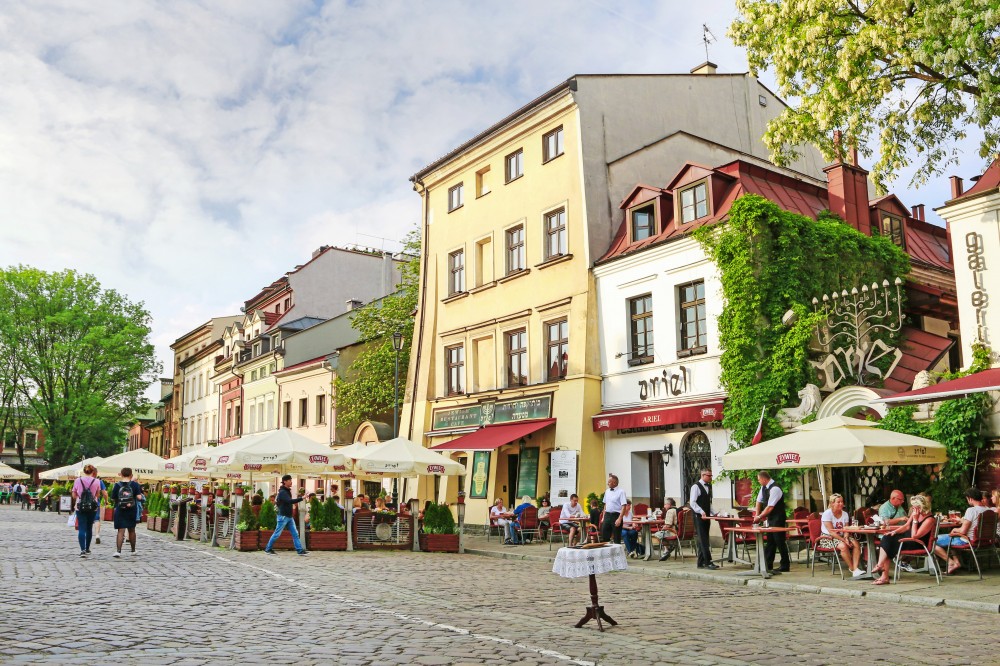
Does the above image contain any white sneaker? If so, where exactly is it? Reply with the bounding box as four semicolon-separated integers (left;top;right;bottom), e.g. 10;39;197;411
899;562;915;572
852;568;865;577
112;551;121;558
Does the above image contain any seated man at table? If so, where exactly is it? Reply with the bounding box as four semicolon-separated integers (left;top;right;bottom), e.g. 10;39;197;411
560;494;586;545
934;487;990;575
655;498;679;561
879;489;908;526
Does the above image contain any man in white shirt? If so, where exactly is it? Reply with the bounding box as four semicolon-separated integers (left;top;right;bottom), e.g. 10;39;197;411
689;469;718;569
753;471;790;573
559;494;586;545
934;487;990;575
600;474;628;544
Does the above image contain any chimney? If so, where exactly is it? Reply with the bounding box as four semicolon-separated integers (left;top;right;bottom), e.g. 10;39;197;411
312;245;330;259
949;176;964;198
690;61;717;75
346;299;363;312
381;251;397;297
916;204;925;221
823;147;871;232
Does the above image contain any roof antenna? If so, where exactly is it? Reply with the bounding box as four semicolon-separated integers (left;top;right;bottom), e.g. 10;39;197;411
702;24;716;62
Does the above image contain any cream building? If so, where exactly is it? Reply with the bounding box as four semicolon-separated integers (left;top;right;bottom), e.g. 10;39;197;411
402;69;827;525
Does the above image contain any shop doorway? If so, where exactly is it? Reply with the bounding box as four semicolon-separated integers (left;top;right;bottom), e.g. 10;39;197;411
647;452;665;508
506;454;519;507
681;431;711;499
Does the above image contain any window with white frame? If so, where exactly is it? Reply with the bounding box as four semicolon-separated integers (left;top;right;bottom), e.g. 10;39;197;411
544;208;567;258
448;249;465;295
506;328;528;387
446;344;465;395
545;319;568;381
448;183;464;211
506;225;525;274
628;294;654;365
677;280;707;355
316;394;326;425
679;182;709;223
505;149;523;182
543;126;564;162
631;204;655;241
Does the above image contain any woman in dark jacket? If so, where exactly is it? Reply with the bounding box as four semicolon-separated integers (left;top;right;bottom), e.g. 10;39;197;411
111;467;144;558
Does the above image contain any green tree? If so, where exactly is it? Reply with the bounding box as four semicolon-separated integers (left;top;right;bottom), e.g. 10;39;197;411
334;229;420;427
729;0;1000;192
0;267;161;467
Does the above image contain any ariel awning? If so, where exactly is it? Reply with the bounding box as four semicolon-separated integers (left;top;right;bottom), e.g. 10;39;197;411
881;367;1000;406
429;418;555;451
592;400;723;432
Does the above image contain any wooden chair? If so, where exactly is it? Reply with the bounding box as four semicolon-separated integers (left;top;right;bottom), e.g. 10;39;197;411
808;517;844;579
946;511;998;579
894;516;940;585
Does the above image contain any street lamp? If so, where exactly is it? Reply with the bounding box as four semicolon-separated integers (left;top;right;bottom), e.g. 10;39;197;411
660;444;673;467
391;328;404;507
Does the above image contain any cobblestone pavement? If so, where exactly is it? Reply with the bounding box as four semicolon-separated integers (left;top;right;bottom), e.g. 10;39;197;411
0;507;993;666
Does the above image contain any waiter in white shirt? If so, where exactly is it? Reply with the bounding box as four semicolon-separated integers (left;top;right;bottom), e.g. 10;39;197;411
753;470;790;574
600;474;628;544
689;468;718;569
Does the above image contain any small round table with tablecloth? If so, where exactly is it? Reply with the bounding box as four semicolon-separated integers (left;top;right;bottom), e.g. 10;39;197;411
552;544;628;631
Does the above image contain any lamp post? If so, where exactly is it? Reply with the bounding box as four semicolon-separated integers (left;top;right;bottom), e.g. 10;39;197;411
660;444;673;506
391;329;404;507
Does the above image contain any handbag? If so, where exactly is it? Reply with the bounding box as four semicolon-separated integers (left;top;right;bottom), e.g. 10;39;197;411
68;512;76;528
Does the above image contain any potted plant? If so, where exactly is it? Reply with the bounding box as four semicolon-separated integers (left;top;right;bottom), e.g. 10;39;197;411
305;495;347;550
419;503;459;552
101;496;114;522
234;499;259;551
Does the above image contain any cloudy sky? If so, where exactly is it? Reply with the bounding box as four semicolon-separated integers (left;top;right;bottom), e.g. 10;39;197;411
0;1;985;397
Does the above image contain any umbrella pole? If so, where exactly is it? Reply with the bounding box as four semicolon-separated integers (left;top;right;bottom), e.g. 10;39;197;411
816;465;828;505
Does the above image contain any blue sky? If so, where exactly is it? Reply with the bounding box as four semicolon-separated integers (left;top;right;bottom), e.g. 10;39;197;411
0;1;986;397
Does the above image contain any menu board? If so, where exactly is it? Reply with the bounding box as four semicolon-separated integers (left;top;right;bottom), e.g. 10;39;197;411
515;448;539;499
549;450;577;503
470;451;490;499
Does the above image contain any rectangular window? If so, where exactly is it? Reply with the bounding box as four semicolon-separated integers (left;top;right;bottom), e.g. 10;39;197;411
505;149;523;182
248;404;256;435
283;401;291;428
446;344;465;395
880;214;905;249
631;204;655;241
284;297;291;311
234;406;241;435
299;397;308;427
448;183;464;212
476;166;490;197
448;249;465;295
275;303;281;314
257;402;264;432
678;280;707;356
544;208;567;258
506;328;528;387
24;432;37;449
628;294;654;365
543;126;564;162
546;319;569;381
225;406;232;437
253;342;261;356
316;395;326;425
680;182;709;223
506;225;525;274
250;369;257;382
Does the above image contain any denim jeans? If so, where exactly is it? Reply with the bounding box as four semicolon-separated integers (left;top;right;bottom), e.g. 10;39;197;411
505;521;521;544
267;515;304;552
622;528;643;555
77;510;97;552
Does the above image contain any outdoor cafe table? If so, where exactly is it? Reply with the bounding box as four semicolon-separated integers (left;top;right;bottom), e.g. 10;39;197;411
709;516;750;565
552;544;627;631
728;526;796;579
840;525;891;580
560;516;590;546
633;517;664;561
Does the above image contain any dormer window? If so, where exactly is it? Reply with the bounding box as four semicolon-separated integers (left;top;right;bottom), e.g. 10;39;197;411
679;182;709;223
879;213;905;249
630;204;656;242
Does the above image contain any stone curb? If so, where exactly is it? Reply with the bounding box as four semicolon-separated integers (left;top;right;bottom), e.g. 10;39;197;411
464;548;999;613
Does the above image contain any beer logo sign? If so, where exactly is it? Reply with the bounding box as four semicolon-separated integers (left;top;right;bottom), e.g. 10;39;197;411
243;464;263;471
308;455;329;464
700;407;718;419
217;456;230;464
775;452;801;465
164;463;175;470
426;464;445;474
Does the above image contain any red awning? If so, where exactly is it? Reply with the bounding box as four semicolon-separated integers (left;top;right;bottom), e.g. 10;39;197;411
592;400;724;432
429;418;555;451
881;367;1000;406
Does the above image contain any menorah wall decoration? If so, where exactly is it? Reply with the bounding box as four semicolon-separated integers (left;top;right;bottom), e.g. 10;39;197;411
808;277;905;391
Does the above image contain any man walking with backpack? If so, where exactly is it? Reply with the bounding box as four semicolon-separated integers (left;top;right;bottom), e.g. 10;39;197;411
264;474;307;555
72;464;106;557
111;468;144;558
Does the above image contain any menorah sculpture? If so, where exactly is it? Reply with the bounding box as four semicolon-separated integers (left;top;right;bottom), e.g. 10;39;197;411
808;277;905;391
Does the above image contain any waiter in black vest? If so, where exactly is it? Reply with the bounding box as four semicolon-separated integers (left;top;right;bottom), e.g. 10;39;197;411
753;471;790;574
689;468;718;569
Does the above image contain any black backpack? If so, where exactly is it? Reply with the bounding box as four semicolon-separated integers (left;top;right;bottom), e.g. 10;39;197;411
117;482;136;511
77;479;99;513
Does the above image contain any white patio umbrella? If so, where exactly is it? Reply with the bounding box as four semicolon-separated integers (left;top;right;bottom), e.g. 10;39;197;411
40;457;105;481
0;463;30;480
721;415;948;498
208;429;349;476
93;449;173;481
350;437;466;476
162;447;214;480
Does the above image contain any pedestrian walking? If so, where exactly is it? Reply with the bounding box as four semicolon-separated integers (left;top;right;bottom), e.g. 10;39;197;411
600;474;627;544
753;470;790;574
93;477;107;545
111;468;144;558
71;464;105;557
264;474;307;555
689;469;718;569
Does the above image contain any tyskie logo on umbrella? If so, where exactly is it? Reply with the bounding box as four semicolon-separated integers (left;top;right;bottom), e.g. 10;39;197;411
426;464;445;474
775;452;801;465
308;455;329;464
217;456;230;464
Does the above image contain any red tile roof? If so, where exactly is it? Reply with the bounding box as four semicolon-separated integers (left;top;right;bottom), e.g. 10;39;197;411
275;355;328;374
883;366;1000;405
954;157;1000;201
904;218;951;271
882;326;954;393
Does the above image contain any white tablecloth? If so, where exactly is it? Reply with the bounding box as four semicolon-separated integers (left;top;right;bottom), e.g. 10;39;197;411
552;544;628;578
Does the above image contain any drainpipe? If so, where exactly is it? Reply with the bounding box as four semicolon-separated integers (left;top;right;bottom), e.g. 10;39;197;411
407;175;431;442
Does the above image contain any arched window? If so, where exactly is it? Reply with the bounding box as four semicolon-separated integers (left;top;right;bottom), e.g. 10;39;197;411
681;431;712;498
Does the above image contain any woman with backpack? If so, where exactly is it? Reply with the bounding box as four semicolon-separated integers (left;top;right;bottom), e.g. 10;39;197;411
71;465;106;557
111;467;144;558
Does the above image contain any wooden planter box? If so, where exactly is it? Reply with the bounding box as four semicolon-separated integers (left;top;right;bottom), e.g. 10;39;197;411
146;515;156;530
102;507;114;522
258;528;295;550
306;530;347;551
152;516;170;532
235;529;258;551
419;533;459;553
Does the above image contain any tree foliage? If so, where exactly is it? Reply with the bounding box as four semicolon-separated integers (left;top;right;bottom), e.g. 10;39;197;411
730;0;1000;192
0;267;160;467
334;229;420;428
695;195;910;494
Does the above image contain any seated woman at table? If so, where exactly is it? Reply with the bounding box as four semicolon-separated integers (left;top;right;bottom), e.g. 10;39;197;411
559;494;586;545
871;494;935;585
490;498;512;542
537;497;551;540
621;502;645;558
820;493;865;578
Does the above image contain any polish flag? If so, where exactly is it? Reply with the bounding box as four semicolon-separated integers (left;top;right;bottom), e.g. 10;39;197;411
750;406;766;445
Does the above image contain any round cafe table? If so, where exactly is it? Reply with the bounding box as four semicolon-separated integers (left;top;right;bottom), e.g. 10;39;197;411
840;525;891;579
552;544;627;631
727;526;796;579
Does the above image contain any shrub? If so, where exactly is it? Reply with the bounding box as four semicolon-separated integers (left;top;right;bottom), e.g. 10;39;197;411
422;503;456;535
257;500;277;530
324;496;344;531
237;496;258;531
308;497;325;531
